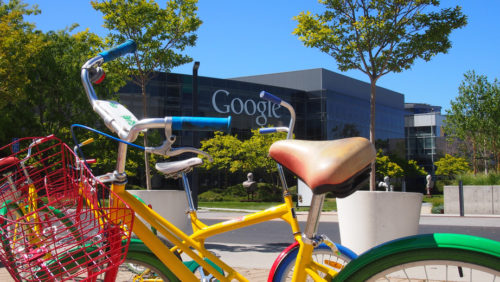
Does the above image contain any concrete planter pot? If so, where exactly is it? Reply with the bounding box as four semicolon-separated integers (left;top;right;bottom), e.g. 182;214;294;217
336;191;422;254
128;190;191;235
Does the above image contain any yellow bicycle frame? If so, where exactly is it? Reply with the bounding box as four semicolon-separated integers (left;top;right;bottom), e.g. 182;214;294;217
110;182;338;282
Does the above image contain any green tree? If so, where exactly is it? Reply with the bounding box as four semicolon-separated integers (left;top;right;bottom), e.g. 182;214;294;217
294;0;466;190
403;159;427;177
0;0;41;111
0;0;126;145
199;131;242;187
30;30;126;137
92;0;202;189
199;129;288;188
376;150;404;180
232;129;288;185
491;81;500;172
435;154;469;178
388;153;427;177
445;71;500;173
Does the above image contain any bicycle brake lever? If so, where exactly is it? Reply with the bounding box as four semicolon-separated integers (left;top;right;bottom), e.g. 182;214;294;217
167;147;213;162
145;140;173;156
145;142;213;162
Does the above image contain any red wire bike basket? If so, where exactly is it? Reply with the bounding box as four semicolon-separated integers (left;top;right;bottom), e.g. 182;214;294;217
0;136;134;281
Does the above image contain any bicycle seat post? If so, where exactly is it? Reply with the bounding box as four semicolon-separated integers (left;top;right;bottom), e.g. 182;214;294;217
181;171;196;213
303;194;326;243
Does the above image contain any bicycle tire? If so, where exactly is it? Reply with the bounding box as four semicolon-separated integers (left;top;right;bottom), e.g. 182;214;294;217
99;251;180;282
116;240;227;282
269;242;356;282
333;233;500;281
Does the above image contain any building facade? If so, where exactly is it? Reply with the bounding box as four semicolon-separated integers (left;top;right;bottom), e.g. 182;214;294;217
404;103;447;174
119;68;405;143
233;69;405;141
117;68;405;193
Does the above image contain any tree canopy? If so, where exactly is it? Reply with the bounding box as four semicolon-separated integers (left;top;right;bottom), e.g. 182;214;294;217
91;0;202;104
445;71;500;173
199;130;287;188
293;0;467;190
0;0;41;110
92;0;202;189
0;0;126;145
232;129;288;184
376;150;404;179
435;154;470;178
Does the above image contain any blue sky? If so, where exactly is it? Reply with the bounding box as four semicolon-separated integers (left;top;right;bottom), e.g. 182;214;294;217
24;0;500;112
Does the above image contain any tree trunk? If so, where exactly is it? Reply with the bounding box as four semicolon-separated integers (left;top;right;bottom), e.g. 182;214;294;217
472;141;477;175
484;139;488;175
369;78;377;191
142;83;152;190
492;140;500;173
497;152;500;173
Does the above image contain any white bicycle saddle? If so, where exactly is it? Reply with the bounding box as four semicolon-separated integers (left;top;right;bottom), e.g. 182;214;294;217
155;157;203;176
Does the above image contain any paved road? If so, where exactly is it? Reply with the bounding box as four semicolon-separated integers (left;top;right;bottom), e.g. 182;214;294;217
199;212;500;244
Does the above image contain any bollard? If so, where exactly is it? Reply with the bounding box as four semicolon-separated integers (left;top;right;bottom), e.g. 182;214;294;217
459;180;464;217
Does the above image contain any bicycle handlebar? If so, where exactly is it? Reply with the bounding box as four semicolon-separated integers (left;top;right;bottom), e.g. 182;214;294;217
259;127;289;134
171;116;231;131
98;39;136;63
82;40;136;104
259;128;277;134
24;135;56;161
80;41;231;174
259;91;282;105
259;91;295;140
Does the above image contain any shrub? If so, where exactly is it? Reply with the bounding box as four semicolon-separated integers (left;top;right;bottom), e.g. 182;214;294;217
431;204;444;214
225;184;247;198
198;191;224;202
435;154;470;178
256;183;281;202
199;182;282;202
127;184;145;190
453;172;500;185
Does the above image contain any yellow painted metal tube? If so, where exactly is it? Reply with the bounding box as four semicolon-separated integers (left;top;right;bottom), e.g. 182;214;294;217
291;241;315;282
282;194;301;233
190;203;290;240
110;183;304;281
119;191;239;281
132;214;198;282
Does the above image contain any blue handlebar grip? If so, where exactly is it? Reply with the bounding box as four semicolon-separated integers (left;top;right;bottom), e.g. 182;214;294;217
99;39;137;62
260;91;282;105
259;128;277;134
171;116;231;131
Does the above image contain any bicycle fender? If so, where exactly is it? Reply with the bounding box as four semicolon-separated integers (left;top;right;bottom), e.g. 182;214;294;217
128;238;155;254
268;241;299;282
333;233;500;281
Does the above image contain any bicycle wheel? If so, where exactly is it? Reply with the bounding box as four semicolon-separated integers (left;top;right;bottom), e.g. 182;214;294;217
269;242;356;282
94;251;179;282
333;233;500;281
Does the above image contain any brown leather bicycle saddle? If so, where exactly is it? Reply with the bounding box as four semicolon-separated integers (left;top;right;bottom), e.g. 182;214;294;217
269;137;376;197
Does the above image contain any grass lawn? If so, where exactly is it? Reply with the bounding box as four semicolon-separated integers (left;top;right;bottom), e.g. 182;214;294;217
422;195;443;206
199;195;444;213
199;198;337;212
